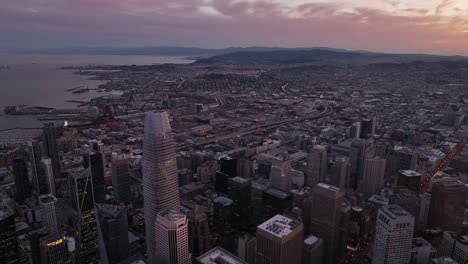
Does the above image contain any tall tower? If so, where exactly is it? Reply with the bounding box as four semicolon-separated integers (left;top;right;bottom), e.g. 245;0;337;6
358;157;386;194
95;203;130;264
428;181;468;231
111;157;131;205
143;111;180;263
38;194;59;233
329;156;350;191
83;152;106;203
256;214;303;264
187;208;210;261
29;140;44;194
42;158;56;196
43;123;61;180
39;233;69;264
0;205;19;264
307;145;327;187
154;209;190;264
12;158;31;203
309;183;344;264
270;160;292;192
228;176;252;232
372;205;414;264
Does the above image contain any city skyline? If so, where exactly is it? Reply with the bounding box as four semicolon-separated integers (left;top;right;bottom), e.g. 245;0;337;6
1;0;468;55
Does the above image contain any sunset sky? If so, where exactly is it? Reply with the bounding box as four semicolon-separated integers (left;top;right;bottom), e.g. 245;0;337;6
2;0;468;54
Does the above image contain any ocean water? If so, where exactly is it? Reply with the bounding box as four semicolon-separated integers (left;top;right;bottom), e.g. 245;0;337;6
0;54;193;130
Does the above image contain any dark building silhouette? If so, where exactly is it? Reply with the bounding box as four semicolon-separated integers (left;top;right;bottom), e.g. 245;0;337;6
12;158;31;203
213;197;235;253
42;123;61;180
187;207;210;262
111;158;131;205
219;156;237;177
262;188;292;221
228;176;252;232
29;140;48;194
397;170;421;193
429;181;468;231
215;171;232;194
0;205;18;264
96;203;130;264
83;152;106;203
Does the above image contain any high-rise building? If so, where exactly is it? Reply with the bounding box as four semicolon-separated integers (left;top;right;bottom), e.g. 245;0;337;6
350;139;374;190
428;181;468;231
350;122;361;139
0;205;18;264
360;118;373;139
338;200;351;258
237;233;256;264
397;170;422;193
256;214;303;264
154;209;190;264
262;188;292;221
95;203;130;264
38;194;58;233
329;156;350;191
41;158;56;196
42;123;61;180
309;183;344;264
228;176;252;232
348;206;370;251
197;246;247;264
187;207;210;261
307;145;327;187
358;157;386;194
213;197;235;252
372;205;414;264
302;235;323;264
39;233;69;264
29;140;44;194
12;158;31;203
69;169;100;264
439;231;468;264
410;237;435;264
111;157;131;205
142;111;180;264
83;152;106;203
270;160;292;192
431;257;459;264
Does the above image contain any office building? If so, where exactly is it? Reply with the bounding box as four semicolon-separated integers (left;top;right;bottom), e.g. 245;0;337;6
372;205;414;264
111;158;131;205
142;111;180;264
338;200;351;258
438;231;468;264
350;139;374;190
38;194;58;233
96;203;130;264
39;233;69;264
84;152;106;203
410;237;435;264
29;140;45;194
228;176;252;232
42;158;56;196
428;181;468;231
397;170;422;193
197;246;247;264
262;188;292;221
42;123;61;180
309;183;344;264
431;257;459;264
187;207;210;261
307;145;327;187
302;235;323;264
359;157;386;194
213;197;235;252
270;160;292;192
329;156;350;191
154;209;190;264
348;206;370;251
256;214;303;264
12;158;31;203
0;205;18;264
237;233;256;264
350;122;361;139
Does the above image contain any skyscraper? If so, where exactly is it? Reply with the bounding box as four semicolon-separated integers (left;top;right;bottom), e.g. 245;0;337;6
0;205;18;264
29;140;45;194
38;194;59;233
372;205;414;264
228;176;252;232
197;246;247;264
154;209;190;264
42;123;61;180
350;139;374;190
12;158;31;203
83;152;106;203
329;156;350;191
39;233;69;264
358;157;386;194
269;160;292;192
438;231;468;264
428;181;468;231
142;111;180;264
41;158;56;196
187;207;210;261
213;197;235;252
111;157;131;205
309;183;344;264
95;203;130;264
302;235;323;264
307;145;327;187
256;214;303;264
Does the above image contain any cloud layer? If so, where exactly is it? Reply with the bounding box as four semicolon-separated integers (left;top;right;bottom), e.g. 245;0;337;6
1;0;468;54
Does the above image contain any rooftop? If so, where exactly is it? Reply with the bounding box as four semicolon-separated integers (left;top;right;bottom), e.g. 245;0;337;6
399;170;421;177
304;235;321;246
197;246;247;264
158;209;186;222
0;205;14;220
213;197;233;207
264;188;290;199
38;194;58;204
431;257;459;264
258;214;301;238
230;176;250;184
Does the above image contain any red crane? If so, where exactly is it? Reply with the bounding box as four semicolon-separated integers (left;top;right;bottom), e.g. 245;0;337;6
420;137;468;192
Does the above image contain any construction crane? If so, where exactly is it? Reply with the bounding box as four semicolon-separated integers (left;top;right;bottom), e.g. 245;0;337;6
420;137;468;191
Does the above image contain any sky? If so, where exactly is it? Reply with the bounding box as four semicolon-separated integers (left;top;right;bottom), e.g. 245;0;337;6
1;0;468;55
